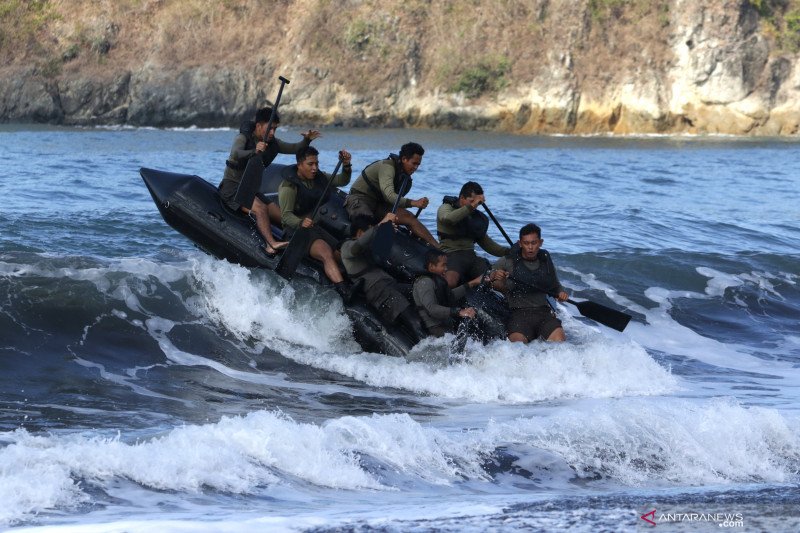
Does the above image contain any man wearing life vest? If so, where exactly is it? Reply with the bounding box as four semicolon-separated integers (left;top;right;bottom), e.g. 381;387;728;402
437;181;510;288
344;142;439;247
278;146;355;302
490;223;569;343
218;107;320;255
413;249;483;338
341;214;427;344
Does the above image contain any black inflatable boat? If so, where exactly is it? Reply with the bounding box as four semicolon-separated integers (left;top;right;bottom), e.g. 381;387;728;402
140;165;509;357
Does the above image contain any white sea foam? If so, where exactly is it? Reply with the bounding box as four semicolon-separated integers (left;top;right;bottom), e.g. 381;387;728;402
189;256;357;352
90;124;234;132
2;399;798;527
0;411;477;526
495;397;800;486
277;333;678;403
696;266;793;300
185;257;679;402
0;256;189;290
696;266;746;297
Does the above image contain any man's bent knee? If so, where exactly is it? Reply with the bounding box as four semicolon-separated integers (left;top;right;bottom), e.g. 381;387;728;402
395;208;414;224
251;198;268;214
547;327;566;342
508;332;528;343
310;239;333;259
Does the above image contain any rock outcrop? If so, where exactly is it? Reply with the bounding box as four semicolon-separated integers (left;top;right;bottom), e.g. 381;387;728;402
1;0;799;135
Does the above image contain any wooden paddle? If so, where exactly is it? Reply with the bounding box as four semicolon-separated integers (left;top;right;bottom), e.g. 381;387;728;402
275;159;344;280
480;201;514;247
481;201;632;332
234;75;290;208
371;172;412;263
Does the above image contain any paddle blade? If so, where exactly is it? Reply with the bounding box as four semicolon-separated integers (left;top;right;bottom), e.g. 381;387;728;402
371;222;395;263
234;157;264;208
570;299;632;332
275;228;311;280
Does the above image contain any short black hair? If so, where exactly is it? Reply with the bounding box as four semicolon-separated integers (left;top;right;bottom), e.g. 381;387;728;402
424;249;447;269
349;215;374;237
399;142;424;159
519;223;542;240
296;145;319;163
459;181;483;198
255;107;280;124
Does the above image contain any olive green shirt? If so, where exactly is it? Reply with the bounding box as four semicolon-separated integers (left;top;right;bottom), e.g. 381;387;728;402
349;158;412;209
278;168;352;229
437;202;509;255
412;277;468;329
340;225;378;277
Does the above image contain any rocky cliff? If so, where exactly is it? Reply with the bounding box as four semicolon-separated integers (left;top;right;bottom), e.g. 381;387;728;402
1;0;799;135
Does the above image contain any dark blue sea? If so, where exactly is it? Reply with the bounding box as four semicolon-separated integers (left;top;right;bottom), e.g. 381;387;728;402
1;125;799;532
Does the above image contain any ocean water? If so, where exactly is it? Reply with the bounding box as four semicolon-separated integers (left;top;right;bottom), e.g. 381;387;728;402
0;125;799;532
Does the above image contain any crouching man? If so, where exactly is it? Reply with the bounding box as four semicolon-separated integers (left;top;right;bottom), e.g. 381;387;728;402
340;214;427;344
412;250;483;338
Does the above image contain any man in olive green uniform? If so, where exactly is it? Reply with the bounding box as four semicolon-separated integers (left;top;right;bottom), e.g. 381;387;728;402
278;146;353;301
344;142;438;247
490;223;569;343
438;181;510;288
413;250;482;338
341;214;427;344
219;107;320;254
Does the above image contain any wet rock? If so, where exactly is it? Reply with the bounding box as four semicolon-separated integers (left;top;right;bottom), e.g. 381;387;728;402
0;69;62;123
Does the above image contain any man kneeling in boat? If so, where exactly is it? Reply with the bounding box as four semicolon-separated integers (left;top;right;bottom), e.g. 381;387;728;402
341;214;427;344
219;107;320;255
278;146;356;302
413;250;483;338
438;181;510;288
344;142;439;248
489;223;569;343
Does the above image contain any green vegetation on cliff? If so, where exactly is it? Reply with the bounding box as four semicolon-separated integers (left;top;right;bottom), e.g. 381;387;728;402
749;0;800;51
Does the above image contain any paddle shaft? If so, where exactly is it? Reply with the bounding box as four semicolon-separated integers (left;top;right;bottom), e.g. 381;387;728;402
480;201;514;246
505;275;565;296
275;159;344;280
390;172;412;214
308;159;344;221
482;201;561;313
234;76;290;207
263;76;290;142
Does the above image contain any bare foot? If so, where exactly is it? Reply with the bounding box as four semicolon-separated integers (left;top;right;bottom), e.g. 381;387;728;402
265;242;288;255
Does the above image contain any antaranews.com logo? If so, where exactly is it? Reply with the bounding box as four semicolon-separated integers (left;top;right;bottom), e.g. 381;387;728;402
639;505;744;528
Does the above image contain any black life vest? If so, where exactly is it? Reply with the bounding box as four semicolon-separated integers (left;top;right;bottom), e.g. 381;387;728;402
281;165;331;218
437;195;490;241
415;272;454;308
240;118;256;139
507;244;560;297
226;119;278;170
361;153;412;199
